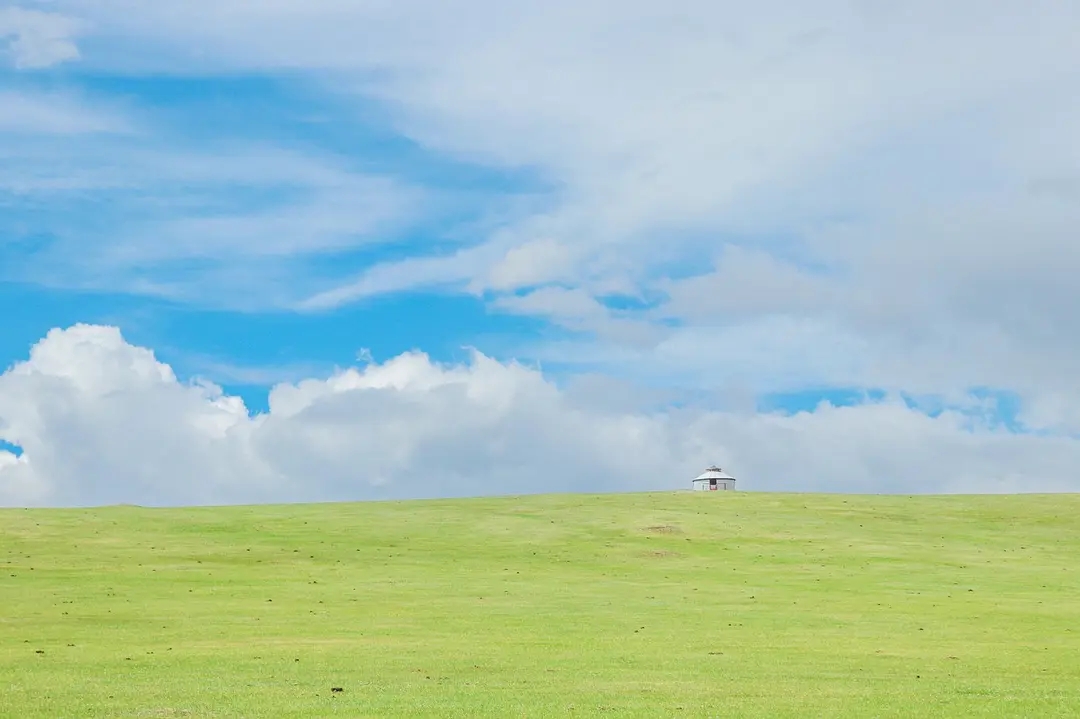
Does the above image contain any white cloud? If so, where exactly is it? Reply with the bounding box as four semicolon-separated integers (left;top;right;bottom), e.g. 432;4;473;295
1;139;426;308
110;174;418;262
660;246;839;323
297;244;495;311
521;316;870;398
483;238;579;292
0;91;128;134
493;287;666;348
0;7;81;69
1;325;1077;508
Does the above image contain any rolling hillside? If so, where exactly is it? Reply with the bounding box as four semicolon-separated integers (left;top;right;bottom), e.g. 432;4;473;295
2;491;1079;717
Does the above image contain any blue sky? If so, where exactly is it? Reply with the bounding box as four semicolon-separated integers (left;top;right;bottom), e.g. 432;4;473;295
0;67;559;403
0;54;865;413
2;1;1080;506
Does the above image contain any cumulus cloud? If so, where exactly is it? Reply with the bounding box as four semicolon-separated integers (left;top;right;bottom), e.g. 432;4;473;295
1;325;1076;508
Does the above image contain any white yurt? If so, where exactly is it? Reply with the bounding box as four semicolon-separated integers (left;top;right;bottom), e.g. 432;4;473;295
692;465;736;491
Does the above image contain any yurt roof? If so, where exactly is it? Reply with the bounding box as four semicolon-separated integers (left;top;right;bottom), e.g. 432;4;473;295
693;466;735;481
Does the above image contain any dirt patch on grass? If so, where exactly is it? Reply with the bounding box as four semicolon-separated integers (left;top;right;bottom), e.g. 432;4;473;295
644;524;683;535
644;550;683;559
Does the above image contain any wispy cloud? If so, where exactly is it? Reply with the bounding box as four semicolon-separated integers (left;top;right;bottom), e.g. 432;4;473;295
0;7;81;69
492;287;667;348
2;128;433;307
298;245;495;311
0;90;128;134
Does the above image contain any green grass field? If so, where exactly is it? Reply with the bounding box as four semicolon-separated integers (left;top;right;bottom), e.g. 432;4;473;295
2;491;1079;718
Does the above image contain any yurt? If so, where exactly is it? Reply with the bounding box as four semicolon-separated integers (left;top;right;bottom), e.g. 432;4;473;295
692;465;736;491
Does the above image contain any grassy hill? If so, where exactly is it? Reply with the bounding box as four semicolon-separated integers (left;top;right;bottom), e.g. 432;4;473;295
2;491;1079;717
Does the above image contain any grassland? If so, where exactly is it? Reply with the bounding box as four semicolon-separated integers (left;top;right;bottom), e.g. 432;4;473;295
2;491;1079;718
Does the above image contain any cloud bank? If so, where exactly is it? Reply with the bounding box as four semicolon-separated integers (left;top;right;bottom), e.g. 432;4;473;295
1;325;1076;508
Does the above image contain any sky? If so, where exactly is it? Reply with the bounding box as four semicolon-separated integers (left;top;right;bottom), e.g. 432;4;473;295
2;0;1080;506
